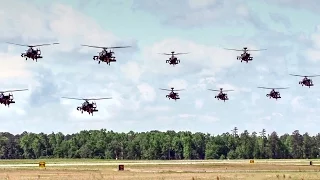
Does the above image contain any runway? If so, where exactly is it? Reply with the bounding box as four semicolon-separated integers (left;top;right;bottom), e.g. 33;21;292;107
0;159;317;167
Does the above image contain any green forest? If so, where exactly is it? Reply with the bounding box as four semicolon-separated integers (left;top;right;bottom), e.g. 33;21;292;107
0;128;319;160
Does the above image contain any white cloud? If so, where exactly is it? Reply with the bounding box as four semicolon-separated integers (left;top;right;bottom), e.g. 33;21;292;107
144;106;170;112
188;0;218;9
306;25;320;62
0;52;31;78
137;83;156;102
168;79;188;89
178;114;219;123
291;96;305;111
120;62;143;83
214;83;251;93
236;5;249;17
195;99;204;109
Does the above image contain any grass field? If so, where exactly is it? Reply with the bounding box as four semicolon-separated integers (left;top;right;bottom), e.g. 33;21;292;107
0;159;319;179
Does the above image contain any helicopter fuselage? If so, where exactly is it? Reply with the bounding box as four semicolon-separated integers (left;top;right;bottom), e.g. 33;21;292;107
237;53;252;63
166;56;180;65
266;90;281;100
299;78;313;87
215;93;228;101
21;48;42;61
93;51;116;65
0;95;15;106
76;103;98;116
166;92;180;100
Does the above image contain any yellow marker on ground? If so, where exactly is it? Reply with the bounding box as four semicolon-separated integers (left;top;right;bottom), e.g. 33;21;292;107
39;161;46;168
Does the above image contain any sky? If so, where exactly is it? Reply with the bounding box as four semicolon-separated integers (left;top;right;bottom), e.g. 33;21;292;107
1;0;320;135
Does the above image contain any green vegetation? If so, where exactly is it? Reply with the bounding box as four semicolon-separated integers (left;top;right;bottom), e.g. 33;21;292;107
0;128;319;160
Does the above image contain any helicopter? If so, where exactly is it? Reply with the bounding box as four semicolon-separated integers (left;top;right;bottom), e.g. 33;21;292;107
0;89;28;107
224;47;267;63
81;44;131;65
159;51;189;66
6;42;59;62
289;74;320;88
159;87;184;101
61;97;112;116
257;87;289;100
208;88;234;102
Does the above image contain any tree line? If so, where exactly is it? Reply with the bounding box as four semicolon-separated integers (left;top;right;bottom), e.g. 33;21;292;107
0;128;319;159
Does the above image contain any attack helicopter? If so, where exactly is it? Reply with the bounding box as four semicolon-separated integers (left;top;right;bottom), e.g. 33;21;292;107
257;87;289;100
61;97;112;116
224;47;267;63
208;88;234;102
81;44;131;65
6;42;59;62
159;87;184;101
0;89;28;107
289;74;320;88
159;51;188;66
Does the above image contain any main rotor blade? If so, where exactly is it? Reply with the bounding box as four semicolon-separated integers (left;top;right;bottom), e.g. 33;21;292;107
257;87;288;89
173;52;189;55
159;88;172;91
289;74;305;77
81;44;108;49
0;89;28;93
208;89;220;91
6;42;31;47
61;97;85;100
32;43;60;47
290;74;320;77
85;98;112;100
108;46;131;49
273;87;289;89
257;87;273;89
81;45;131;49
223;48;243;51
173;89;185;91
222;90;234;92
248;49;267;51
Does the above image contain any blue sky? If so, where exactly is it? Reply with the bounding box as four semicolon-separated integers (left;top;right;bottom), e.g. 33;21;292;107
1;0;320;135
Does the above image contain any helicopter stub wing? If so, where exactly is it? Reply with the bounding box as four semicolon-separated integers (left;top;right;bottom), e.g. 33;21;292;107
0;89;28;93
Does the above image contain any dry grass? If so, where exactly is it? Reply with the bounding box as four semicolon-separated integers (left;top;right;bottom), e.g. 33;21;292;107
0;160;320;180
